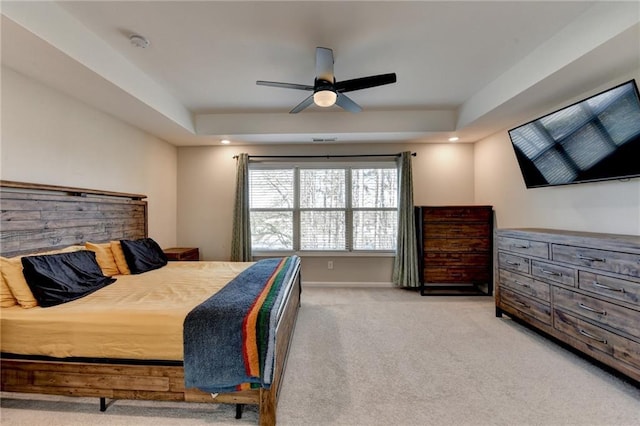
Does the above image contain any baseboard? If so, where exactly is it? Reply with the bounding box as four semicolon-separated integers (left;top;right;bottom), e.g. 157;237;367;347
302;281;394;288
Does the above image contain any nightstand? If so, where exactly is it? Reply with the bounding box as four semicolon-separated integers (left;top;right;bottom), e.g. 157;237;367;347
163;247;199;261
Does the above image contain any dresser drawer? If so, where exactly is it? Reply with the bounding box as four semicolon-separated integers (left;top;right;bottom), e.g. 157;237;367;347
500;287;551;325
498;252;530;274
424;267;490;283
424;222;490;238
422;206;492;222
532;260;575;287
578;271;640;306
553;287;640;340
496;237;549;259
499;269;550;302
552;245;640;279
424;252;489;267
424;238;489;252
554;309;640;371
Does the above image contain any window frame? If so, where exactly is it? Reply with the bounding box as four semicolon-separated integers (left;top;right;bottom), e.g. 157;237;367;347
249;161;398;256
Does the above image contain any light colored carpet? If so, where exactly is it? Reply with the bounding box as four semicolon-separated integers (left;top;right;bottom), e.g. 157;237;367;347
2;287;639;425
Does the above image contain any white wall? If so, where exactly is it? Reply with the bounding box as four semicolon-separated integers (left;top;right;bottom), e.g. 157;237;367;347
6;61;637;288
1;67;178;247
177;142;475;284
475;71;640;236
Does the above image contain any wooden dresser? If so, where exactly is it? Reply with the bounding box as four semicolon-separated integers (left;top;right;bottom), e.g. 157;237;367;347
416;206;493;295
495;228;640;382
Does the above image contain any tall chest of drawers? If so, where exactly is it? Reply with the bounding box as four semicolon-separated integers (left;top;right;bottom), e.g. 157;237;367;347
416;206;493;295
495;228;640;382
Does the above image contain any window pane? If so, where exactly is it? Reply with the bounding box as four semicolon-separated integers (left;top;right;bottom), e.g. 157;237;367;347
352;168;398;208
250;211;293;250
300;211;345;250
353;210;397;250
250;169;294;208
300;169;345;208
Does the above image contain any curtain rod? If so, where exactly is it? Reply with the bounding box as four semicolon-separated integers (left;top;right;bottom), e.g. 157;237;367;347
233;152;416;160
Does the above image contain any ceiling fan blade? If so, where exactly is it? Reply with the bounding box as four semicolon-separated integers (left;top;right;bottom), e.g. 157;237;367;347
315;47;334;82
290;94;315;113
335;93;362;113
256;80;313;91
334;73;397;93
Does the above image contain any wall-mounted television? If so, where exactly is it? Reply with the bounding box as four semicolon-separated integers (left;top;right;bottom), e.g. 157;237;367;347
508;79;640;188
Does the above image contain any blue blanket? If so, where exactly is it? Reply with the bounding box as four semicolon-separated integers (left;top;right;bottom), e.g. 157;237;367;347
183;256;299;393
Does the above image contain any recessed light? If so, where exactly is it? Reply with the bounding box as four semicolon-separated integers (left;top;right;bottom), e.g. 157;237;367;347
448;136;459;142
220;139;230;145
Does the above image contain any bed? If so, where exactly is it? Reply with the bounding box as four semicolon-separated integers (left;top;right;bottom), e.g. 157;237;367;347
0;180;302;426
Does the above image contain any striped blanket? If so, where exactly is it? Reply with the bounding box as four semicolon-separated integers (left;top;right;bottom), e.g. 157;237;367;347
183;256;300;393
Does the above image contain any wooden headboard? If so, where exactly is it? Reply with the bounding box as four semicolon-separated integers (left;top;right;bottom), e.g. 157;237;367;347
0;181;147;257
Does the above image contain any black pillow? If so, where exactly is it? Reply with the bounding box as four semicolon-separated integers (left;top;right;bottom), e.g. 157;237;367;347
21;250;116;307
120;238;168;274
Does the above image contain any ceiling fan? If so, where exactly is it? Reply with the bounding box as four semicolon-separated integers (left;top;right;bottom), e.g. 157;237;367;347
256;47;397;113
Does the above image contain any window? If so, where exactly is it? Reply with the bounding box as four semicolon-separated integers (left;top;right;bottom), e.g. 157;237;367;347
249;163;398;253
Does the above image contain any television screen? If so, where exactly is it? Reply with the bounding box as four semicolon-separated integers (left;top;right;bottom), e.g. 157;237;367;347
508;79;640;188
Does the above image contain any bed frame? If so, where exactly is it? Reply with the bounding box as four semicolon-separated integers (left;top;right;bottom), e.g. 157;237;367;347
0;180;301;425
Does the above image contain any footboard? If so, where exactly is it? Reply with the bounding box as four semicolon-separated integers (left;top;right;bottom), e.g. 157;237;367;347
259;261;302;425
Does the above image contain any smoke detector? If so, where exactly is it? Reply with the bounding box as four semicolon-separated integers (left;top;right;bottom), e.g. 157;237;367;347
129;34;150;49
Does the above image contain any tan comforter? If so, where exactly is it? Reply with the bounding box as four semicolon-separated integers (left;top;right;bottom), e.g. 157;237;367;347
0;261;253;360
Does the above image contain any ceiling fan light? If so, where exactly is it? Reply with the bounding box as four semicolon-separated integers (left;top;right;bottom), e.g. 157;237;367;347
313;90;337;107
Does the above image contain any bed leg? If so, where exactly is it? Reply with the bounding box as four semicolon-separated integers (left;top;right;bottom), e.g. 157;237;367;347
259;388;277;426
235;404;244;419
99;397;107;412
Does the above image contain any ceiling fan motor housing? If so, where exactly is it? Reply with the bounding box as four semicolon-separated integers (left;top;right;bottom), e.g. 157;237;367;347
314;78;335;93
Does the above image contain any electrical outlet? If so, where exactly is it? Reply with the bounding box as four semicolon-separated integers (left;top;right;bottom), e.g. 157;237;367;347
327;261;334;270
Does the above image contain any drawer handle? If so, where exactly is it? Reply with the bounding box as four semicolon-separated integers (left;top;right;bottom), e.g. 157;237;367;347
578;329;607;344
578;303;607;316
515;300;530;309
577;254;606;262
514;280;530;289
541;269;562;277
512;244;530;249
506;260;520;266
593;281;625;293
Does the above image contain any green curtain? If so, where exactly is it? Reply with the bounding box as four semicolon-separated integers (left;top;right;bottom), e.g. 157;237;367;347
230;153;252;261
392;151;420;288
